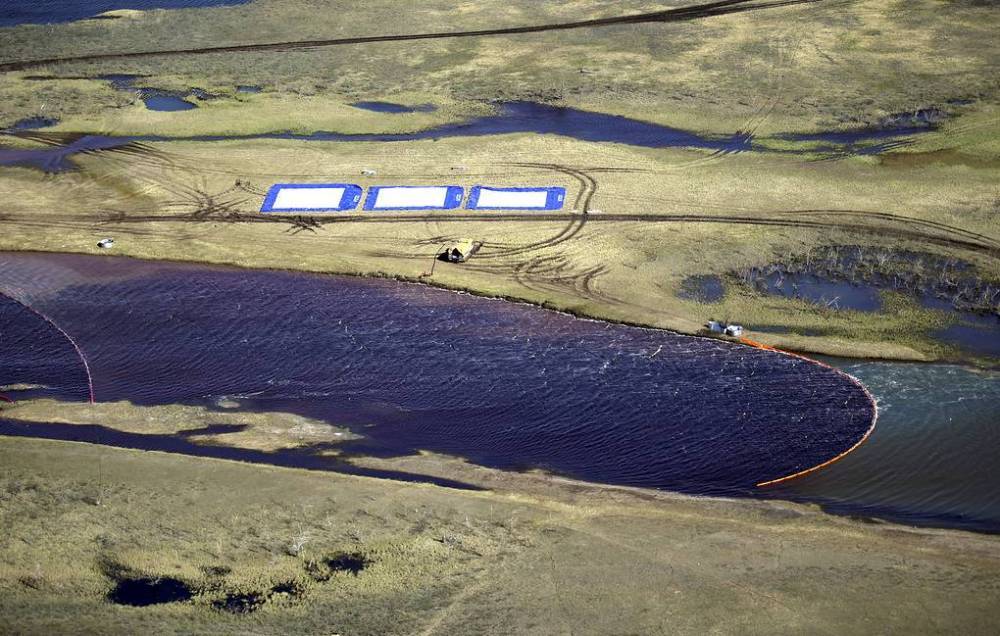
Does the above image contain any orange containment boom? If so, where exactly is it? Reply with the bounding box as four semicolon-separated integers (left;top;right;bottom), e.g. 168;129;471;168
739;337;879;488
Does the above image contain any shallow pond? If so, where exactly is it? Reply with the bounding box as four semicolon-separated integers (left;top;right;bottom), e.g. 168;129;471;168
756;271;883;312
737;247;1000;357
934;323;1000;358
677;274;725;303
351;101;437;114
142;94;196;111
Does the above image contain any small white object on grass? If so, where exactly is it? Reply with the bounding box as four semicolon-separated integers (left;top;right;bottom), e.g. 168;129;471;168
97;238;115;249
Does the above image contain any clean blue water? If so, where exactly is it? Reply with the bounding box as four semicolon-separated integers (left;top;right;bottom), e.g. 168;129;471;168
0;252;873;498
0;0;248;27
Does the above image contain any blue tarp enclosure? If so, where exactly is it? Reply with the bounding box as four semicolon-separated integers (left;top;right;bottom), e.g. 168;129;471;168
467;186;566;210
364;186;465;210
261;184;363;213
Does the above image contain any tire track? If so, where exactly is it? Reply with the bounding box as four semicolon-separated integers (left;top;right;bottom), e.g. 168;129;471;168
12;205;995;260
0;0;833;72
475;162;596;260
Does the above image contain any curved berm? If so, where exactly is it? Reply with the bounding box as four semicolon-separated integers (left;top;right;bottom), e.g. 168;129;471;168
0;253;876;495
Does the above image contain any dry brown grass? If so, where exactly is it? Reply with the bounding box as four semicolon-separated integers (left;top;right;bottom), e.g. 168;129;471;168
1;435;999;634
2;128;997;360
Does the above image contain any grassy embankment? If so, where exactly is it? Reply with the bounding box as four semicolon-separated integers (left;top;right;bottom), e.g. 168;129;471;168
2;434;999;635
2;399;360;451
2;130;997;361
0;0;998;363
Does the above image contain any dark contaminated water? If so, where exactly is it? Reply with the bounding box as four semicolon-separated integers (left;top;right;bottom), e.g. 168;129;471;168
309;102;753;151
0;0;248;27
0;135;141;172
0;252;873;498
775;111;941;156
3;253;996;532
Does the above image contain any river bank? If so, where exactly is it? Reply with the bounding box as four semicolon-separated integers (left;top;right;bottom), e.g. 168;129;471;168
1;129;997;364
2;251;998;533
2;434;998;635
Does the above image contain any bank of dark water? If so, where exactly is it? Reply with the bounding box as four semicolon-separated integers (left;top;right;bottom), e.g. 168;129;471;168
2;253;995;532
0;419;479;490
0;252;874;497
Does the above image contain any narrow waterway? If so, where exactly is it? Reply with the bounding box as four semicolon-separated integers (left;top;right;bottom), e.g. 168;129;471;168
1;101;940;172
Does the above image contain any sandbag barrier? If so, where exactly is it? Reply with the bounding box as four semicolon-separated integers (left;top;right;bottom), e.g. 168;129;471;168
261;184;567;213
739;337;879;488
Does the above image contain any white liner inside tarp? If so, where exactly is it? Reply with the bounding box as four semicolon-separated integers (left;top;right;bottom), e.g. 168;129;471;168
474;189;550;209
272;187;348;210
372;187;449;209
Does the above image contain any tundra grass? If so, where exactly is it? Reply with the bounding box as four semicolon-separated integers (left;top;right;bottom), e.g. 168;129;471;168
1;129;997;361
0;0;997;363
2;435;999;635
1;0;999;135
